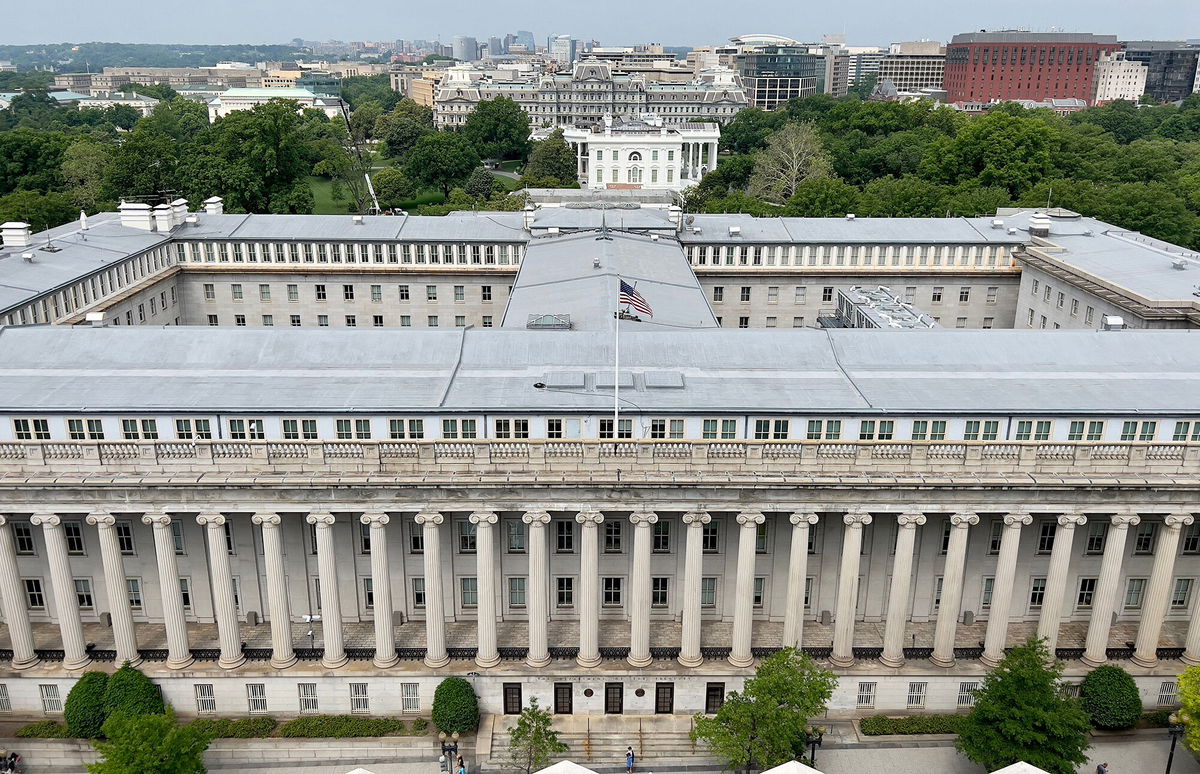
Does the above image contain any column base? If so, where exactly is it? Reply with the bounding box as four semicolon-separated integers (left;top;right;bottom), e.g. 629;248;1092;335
10;655;40;671
63;655;92;671
979;653;1001;669
166;655;195;670
1182;653;1200;667
425;654;451;669
627;653;653;668
1080;653;1106;668
1130;653;1158;669
271;655;299;670
322;655;349;670
218;655;247;670
576;653;601;668
677;653;703;668
526;654;551;669
828;654;855;668
728;653;754;669
877;654;905;669
475;652;500;669
928;654;955;668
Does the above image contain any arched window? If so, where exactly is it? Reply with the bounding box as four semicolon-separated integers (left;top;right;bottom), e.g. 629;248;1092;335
629;167;643;184
628;151;642;162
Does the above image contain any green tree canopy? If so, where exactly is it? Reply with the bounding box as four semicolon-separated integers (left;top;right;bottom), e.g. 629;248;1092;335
88;710;210;774
431;676;480;734
463;97;531;160
381;117;435;160
64;671;109;739
783;177;860;217
404;133;480;197
522;129;577;185
371;167;415;209
465;167;497;199
504;698;568;774
103;662;166;717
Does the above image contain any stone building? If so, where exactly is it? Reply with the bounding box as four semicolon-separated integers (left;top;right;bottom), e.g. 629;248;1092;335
556;114;721;190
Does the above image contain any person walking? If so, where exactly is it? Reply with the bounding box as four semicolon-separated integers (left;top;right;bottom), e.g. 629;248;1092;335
625;746;635;774
1096;764;1108;774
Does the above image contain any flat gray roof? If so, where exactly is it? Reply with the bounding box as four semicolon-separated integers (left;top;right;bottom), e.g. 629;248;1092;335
678;215;1028;245
1;326;1198;415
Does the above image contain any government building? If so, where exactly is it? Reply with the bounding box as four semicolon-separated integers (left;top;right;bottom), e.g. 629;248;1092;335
0;197;1196;727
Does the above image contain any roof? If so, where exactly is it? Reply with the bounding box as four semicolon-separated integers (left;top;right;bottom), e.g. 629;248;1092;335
950;31;1119;45
1;326;1200;415
534;763;599;774
176;212;527;243
677;215;1026;245
759;762;823;774
215;87;321;99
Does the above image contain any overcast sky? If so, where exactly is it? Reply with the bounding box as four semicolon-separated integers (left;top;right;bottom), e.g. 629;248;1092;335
2;0;1194;47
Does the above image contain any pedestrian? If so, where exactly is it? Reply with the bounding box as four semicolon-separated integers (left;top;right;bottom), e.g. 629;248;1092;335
457;754;466;774
1096;763;1108;774
625;746;635;774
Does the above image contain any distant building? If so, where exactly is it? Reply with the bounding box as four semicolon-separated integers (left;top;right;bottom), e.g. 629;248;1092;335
716;35;849;109
487;37;505;58
554;113;721;191
1092;51;1148;103
550;35;579;66
877;41;945;92
1120;41;1200;103
516;30;537;52
206;87;345;122
452;36;480;62
943;31;1121;104
76;92;160;116
844;47;886;85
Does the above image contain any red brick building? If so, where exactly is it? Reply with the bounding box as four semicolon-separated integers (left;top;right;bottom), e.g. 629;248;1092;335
943;31;1121;104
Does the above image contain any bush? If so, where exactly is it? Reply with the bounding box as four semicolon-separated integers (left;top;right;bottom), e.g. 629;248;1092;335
432;677;479;734
103;662;165;717
1141;710;1174;728
278;715;404;738
411;717;428;732
188;716;278;738
64;670;109;738
1081;665;1143;729
17;720;71;738
860;714;967;735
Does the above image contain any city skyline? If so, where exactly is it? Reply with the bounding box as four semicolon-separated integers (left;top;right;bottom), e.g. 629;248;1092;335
1;0;1197;48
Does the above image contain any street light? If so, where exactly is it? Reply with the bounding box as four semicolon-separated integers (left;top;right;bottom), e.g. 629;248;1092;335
805;725;825;767
1166;712;1185;774
439;731;461;772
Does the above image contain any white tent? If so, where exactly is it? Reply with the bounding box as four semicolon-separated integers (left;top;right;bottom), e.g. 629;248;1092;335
534;762;602;774
760;761;825;774
990;764;1053;774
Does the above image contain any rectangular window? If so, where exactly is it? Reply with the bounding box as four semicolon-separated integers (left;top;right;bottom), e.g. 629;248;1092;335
652;520;670;552
1159;682;1179;708
651;577;669;607
507;520;526;552
1077;577;1097;608
401;683;420;713
1086;522;1108;554
64;522;85;555
702;522;719;553
555;520;574;552
74;578;93;609
1037;521;1056;553
412;577;425;608
1134;523;1157;554
126;578;143;610
116;522;135;554
856;682;876;709
981;577;994;608
604;521;622;552
700;577;717;607
13;524;34;555
1029;577;1047;608
247;684;268;714
603;577;623;606
195;684;217;714
556;577;574;608
24;578;44;608
1124;578;1147;609
40;684;62;714
298;684;319;714
907;682;927;708
350;683;369;714
1172;578;1193;609
958;681;980;708
458;521;477;553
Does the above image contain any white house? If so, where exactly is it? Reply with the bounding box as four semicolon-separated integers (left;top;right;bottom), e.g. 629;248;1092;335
555;113;720;192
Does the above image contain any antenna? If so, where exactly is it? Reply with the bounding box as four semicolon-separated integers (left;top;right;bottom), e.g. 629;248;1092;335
1046;185;1052;210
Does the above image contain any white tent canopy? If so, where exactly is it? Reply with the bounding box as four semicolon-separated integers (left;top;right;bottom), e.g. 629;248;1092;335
760;761;824;774
990;765;1053;774
534;762;601;774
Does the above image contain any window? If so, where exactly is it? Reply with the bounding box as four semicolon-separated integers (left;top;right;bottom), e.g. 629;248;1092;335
426;285;437;301
228;418;265;440
494;419;530;439
649;419;684;439
350;683;370;714
987;521;1004;554
700;577;717;607
822;287;834;303
335;418;372;440
1015;420;1052;441
958;287;970;303
1172;578;1194;609
1037;521;1056;553
458;521;477;553
702;419;737;439
398;284;410;301
652;520;670;552
1185;524;1200;554
298;684;319;714
401;682;420;713
195;684;217;714
507;520;526;552
247;684;268;714
179;578;192;609
68;418;104;440
482;286;492;302
1068;420;1105;441
442;419;477;439
126;578;143;610
555;520;574;552
752;577;765;606
259;284;271;301
739;286;751;302
1122;420;1157;441
116;522;135;554
1134;522;1157;554
856;682;876;709
1159;681;1179;708
1086;522;1108;554
231;283;243;301
907;682;927;708
13;524;34;555
556;577;574;608
958;681;980;708
282;419;318;441
412;577;425;608
603;577;623;606
753;419;789;440
651;577;669;607
980;576;994;609
1124;578;1146;609
287;284;299;301
604;521;622;552
702;522;719;552
931;287;943;303
290;315;301;326
74;578;93;609
13;418;50;440
64;522;85;555
1029;577;1047;608
373;315;383;327
40;684;62;714
1077;577;1097;608
389;418;424;440
345;315;357;327
910;420;947;441
203;283;215;300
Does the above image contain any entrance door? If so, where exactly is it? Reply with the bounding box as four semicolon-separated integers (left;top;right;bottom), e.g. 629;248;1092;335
705;682;725;714
604;682;624;714
554;682;573;715
655;682;674;714
503;683;522;715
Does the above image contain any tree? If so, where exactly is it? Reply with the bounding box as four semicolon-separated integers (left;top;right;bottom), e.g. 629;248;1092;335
432;676;480;734
522;129;577;185
103;662;165;717
381;117;435;160
857;176;949;217
1080;665;1143;730
956;639;1091;774
339;74;401;112
349;100;384;143
1178;664;1200;752
61;139;112;210
465;167;497;199
404;133;480;197
463;97;532;160
719;107;786;154
372;167;415;209
691;648;836;773
0;190;77;231
919;110;1056;197
64;671;109;739
784;178;860;217
504;698;568;774
88;710;210;774
748;122;832;204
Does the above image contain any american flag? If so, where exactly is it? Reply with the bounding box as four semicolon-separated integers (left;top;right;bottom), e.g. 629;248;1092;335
619;280;653;317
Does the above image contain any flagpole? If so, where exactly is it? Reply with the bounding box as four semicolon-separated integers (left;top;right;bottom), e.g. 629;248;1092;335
613;279;620;444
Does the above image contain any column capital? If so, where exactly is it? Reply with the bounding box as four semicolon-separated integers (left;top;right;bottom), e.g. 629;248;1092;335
252;513;282;527
1003;512;1034;527
1057;512;1088;528
736;511;765;527
196;512;226;527
306;512;335;528
414;510;443;527
576;509;605;526
843;511;873;527
789;512;819;527
468;511;497;526
1111;513;1141;529
1165;513;1195;529
361;511;391;527
0;515;8;527
897;511;927;528
684;511;712;527
142;512;172;527
629;511;658;527
29;513;61;528
522;510;552;526
950;512;980;528
85;513;117;528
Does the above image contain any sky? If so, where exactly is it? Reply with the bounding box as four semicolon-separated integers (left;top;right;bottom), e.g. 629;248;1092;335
1;0;1196;47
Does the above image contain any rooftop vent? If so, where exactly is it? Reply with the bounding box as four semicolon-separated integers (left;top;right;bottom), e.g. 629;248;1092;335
1029;213;1051;238
991;219;1004;229
1172;259;1189;271
1;221;32;248
118;201;154;231
1007;227;1018;235
352;215;364;225
85;312;105;327
203;196;224;216
728;225;741;236
1101;315;1126;331
21;252;34;263
526;313;572;330
845;213;856;221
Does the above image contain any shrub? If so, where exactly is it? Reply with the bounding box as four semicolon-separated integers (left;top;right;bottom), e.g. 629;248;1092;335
1141;710;1173;728
103;662;165;717
278;715;403;738
64;670;109;738
411;717;428;732
188;716;278;738
1081;665;1142;729
17;720;71;738
432;677;479;734
859;714;967;735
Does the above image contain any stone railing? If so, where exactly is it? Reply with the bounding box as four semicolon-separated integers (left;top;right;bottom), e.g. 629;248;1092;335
1;439;1198;481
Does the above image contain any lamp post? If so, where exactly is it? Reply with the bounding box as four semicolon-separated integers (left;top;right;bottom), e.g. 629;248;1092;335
1166;712;1185;774
805;725;825;768
439;731;461;772
303;613;321;651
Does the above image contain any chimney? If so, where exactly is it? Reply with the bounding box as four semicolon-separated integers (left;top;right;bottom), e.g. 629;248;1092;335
171;198;189;228
153;204;173;232
1029;213;1051;238
1;221;32;248
203;196;224;216
117;201;155;231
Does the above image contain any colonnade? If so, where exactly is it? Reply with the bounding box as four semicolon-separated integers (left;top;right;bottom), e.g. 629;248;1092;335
0;506;1194;672
681;142;718;179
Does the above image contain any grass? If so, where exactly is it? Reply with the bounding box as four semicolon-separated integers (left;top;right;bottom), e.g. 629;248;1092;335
490;172;522;192
308;175;445;214
498;159;523;172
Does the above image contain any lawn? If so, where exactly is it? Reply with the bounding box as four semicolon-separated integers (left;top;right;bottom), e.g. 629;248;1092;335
490;172;522;192
307;175;446;214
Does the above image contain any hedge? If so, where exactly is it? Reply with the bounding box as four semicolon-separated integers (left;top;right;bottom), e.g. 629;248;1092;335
859;714;967;735
278;715;407;738
64;670;109;738
432;677;479;733
16;720;72;738
1141;710;1174;728
103;662;165;717
1081;665;1142;730
189;716;278;738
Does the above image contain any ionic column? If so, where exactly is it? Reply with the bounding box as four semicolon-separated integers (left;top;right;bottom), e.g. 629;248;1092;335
360;511;397;668
143;513;192;669
306;513;346;668
931;512;978;667
981;511;1032;666
1082;513;1141;667
880;511;926;667
196;512;245;669
830;511;872;668
1133;514;1192;667
628;510;658;668
252;513;296;669
524;509;552;668
730;511;765;667
782;512;819;650
86;512;140;666
415;511;448;668
679;511;711;666
576;510;604;667
469;511;499;668
0;516;38;669
30;513;89;670
1037;513;1087;652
